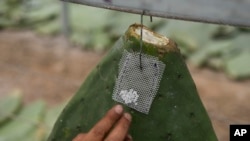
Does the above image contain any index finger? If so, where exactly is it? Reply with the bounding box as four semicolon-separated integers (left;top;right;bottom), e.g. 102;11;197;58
86;105;124;140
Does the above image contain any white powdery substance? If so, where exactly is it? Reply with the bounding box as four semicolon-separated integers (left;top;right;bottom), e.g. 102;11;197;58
119;89;139;105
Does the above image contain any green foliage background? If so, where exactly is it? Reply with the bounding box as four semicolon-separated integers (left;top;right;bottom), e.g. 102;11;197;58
1;0;250;78
0;90;66;141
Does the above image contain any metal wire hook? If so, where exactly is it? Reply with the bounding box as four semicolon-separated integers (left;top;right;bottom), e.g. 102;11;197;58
139;10;145;70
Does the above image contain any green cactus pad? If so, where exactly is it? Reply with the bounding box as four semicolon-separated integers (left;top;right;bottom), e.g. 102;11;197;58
47;24;217;141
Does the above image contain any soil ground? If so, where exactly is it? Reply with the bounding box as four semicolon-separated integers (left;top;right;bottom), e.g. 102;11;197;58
0;30;250;141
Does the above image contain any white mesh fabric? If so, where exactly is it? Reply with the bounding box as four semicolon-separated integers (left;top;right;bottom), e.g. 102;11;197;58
112;50;165;114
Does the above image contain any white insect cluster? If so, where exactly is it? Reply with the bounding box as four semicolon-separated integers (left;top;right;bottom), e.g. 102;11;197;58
119;89;139;105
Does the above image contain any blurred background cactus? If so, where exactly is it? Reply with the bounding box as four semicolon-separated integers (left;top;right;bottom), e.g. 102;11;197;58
0;90;66;141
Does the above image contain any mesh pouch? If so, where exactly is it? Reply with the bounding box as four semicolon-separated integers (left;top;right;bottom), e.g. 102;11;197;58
112;50;165;114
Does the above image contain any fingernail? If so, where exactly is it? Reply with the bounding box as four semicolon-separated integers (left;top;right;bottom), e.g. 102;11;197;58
114;105;123;114
124;113;132;121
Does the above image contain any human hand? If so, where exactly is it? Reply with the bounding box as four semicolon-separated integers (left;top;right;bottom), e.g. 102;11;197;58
73;105;132;141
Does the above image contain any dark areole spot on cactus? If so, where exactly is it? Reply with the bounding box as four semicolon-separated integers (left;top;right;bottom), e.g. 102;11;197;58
106;86;110;90
189;112;195;118
166;133;172;141
105;85;111;93
76;125;81;131
157;94;164;100
177;73;183;79
80;98;85;103
162;132;172;140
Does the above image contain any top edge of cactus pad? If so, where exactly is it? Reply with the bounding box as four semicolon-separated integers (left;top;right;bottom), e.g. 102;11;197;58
125;23;180;55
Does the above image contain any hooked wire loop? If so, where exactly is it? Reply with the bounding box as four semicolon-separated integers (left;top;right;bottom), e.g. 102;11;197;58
139;11;153;69
139;10;145;70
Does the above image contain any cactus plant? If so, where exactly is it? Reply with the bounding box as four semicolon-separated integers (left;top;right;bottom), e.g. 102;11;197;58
0;90;22;124
0;100;46;141
47;24;217;141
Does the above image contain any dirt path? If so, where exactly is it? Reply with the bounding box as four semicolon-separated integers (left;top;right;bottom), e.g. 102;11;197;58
0;30;250;141
0;30;104;104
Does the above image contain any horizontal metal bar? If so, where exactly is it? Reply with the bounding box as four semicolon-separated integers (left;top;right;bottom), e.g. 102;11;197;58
63;0;250;27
